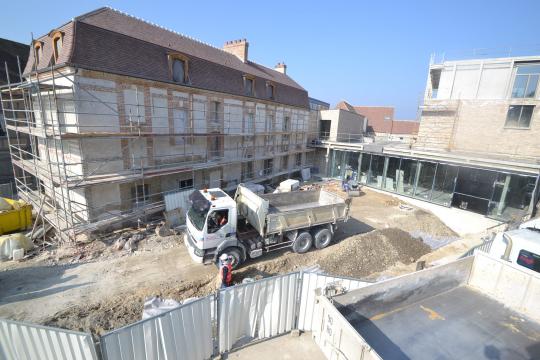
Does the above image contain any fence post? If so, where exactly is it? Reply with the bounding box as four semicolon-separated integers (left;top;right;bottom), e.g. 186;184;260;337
293;271;304;329
214;289;221;357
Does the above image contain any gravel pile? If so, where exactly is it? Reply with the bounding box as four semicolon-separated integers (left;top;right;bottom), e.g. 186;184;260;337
318;228;431;278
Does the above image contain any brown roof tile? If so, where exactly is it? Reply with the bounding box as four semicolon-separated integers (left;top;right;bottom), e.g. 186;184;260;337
23;7;309;108
353;106;395;133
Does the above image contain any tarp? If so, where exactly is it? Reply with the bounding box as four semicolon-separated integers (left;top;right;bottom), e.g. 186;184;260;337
0;233;32;260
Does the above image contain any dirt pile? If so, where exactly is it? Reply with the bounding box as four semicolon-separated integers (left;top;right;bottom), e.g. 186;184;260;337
317;228;431;278
41;227;431;337
45;275;217;338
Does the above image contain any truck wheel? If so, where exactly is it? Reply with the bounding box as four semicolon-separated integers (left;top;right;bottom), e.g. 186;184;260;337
219;248;243;269
314;228;332;249
292;232;313;254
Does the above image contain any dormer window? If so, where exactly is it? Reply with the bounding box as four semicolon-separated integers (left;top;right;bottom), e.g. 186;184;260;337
33;42;43;66
169;54;189;84
244;75;255;96
266;82;275;99
51;31;64;63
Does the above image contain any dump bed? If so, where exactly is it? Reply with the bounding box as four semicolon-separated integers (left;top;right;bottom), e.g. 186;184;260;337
326;253;540;360
235;184;349;237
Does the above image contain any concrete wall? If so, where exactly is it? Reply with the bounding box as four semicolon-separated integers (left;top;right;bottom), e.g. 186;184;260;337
320;109;365;142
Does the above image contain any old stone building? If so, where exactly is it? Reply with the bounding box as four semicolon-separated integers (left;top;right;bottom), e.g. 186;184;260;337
1;7;313;239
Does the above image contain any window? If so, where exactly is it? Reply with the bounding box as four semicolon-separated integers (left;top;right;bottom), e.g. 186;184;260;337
172;59;186;83
512;64;540;98
263;159;273;176
207;209;229;233
505;105;534;128
169;54;189;83
244;76;254;96
265;114;274;132
516;249;540;273
173;109;187;144
212;101;220;123
179;178;194;190
295;153;302;167
242;162;254;181
245;112;255;133
51;31;63;62
283;116;290;131
209;135;222;158
281;155;289;170
132;184;149;203
266;83;275;99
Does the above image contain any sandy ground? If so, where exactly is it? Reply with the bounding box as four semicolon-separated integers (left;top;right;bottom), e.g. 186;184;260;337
0;184;478;337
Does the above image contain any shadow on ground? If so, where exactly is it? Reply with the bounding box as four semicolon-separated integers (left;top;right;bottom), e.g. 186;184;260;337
0;264;90;305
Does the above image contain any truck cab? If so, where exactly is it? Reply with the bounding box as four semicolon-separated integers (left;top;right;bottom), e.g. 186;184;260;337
488;225;540;274
184;188;241;265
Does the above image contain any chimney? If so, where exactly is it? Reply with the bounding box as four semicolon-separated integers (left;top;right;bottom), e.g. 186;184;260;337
223;39;249;63
274;62;287;75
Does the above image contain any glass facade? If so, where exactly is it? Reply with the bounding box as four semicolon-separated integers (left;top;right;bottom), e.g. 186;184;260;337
431;164;458;206
328;149;538;222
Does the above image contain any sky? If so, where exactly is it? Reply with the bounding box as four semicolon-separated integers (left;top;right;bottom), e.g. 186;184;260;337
2;0;540;119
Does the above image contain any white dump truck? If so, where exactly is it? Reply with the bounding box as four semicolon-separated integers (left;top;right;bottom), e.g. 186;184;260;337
184;184;350;267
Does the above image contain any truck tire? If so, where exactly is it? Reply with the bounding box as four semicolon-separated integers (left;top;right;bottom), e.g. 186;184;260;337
292;232;313;254
218;247;243;269
313;228;333;249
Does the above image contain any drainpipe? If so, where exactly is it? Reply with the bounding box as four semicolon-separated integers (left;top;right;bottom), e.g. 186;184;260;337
501;232;513;261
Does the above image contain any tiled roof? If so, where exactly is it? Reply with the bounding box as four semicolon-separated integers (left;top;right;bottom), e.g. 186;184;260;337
352;106;395;133
23;7;309;108
335;103;419;135
0;38;29;85
390;120;420;135
335;100;357;113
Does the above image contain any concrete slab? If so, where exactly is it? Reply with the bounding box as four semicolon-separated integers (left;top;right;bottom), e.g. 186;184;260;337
226;332;325;360
337;286;540;360
367;187;502;236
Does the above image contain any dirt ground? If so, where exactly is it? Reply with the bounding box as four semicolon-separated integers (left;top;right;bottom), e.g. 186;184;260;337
0;183;462;338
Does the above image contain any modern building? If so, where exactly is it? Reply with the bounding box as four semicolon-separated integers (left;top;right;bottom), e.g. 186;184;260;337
0;7;314;240
0;38;29;197
315;55;540;223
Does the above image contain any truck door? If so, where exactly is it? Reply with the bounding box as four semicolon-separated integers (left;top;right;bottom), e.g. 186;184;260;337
205;209;232;248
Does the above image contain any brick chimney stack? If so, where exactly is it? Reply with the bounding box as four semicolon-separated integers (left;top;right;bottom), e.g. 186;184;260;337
274;62;287;75
223;39;249;63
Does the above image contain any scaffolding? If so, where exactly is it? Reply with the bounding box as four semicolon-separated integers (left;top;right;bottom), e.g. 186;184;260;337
0;61;313;242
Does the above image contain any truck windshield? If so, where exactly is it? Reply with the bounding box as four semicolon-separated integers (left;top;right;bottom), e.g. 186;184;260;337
188;205;208;231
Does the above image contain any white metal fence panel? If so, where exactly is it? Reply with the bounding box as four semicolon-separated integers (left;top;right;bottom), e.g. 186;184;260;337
164;188;192;212
0;318;97;360
298;272;372;331
218;272;300;352
312;296;382;360
100;295;214;360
